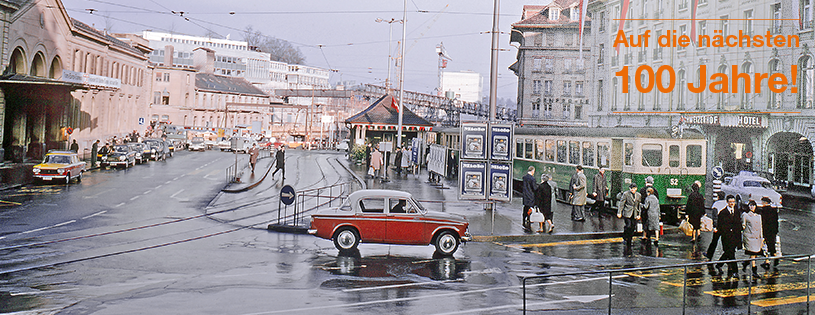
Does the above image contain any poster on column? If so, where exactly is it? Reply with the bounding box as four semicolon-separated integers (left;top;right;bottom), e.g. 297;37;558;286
460;122;487;160
428;144;447;176
489;123;513;161
459;160;487;199
488;162;512;201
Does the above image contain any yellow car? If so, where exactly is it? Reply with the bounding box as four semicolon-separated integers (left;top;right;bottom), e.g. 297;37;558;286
33;151;86;184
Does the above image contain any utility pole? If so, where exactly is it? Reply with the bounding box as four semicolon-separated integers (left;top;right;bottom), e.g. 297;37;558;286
488;0;500;121
397;0;407;148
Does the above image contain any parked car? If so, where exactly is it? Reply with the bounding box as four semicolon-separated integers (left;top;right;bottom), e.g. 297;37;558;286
336;139;350;151
309;189;471;255
102;144;137;168
721;171;783;207
143;139;166;161
189;137;207;151
752;170;788;193
129;142;148;164
33;150;86;184
164;140;175;157
217;139;231;151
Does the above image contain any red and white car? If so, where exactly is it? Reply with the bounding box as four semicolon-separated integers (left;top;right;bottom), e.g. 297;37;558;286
309;190;471;255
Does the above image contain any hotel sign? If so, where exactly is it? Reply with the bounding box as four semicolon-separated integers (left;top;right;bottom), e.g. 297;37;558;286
683;115;720;126
682;114;766;128
62;70;121;89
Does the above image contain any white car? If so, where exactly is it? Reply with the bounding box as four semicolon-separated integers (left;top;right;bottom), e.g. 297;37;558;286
336;139;350;151
189;137;206;151
721;171;783;207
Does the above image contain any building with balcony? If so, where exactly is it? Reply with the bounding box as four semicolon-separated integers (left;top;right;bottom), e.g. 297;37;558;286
510;1;592;127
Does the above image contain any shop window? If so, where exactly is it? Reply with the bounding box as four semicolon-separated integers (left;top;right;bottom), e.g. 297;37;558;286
597;142;610;168
557;140;567;163
545;139;555;161
669;145;680;167
582;141;594;166
686;145;703;167
642;144;663;167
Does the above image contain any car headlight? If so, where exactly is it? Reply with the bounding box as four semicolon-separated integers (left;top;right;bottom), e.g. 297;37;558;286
152;149;156;153
33;168;40;174
136;153;142;157
57;168;65;174
119;156;126;161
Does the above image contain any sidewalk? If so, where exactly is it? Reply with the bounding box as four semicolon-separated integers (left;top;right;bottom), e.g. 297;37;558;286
341;158;680;243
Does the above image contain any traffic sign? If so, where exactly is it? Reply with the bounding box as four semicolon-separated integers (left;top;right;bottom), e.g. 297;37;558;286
711;166;724;180
280;185;296;205
139;117;145;125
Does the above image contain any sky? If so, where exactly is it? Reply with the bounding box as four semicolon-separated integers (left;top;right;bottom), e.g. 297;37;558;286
59;0;551;106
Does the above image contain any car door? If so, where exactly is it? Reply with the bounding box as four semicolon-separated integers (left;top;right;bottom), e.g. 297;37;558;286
355;197;387;242
386;197;426;245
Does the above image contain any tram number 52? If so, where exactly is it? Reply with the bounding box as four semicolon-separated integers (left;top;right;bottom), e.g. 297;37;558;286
669;178;679;186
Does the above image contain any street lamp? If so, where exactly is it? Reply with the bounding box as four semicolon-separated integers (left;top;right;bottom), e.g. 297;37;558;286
375;18;402;91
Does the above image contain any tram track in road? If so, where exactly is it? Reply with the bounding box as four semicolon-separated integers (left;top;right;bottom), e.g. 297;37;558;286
0;154;354;277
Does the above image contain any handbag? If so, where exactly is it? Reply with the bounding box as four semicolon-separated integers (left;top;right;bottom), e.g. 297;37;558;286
529;207;545;223
700;214;713;232
679;219;694;236
367;166;375;176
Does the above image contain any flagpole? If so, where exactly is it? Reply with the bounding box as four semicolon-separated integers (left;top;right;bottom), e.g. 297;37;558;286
397;0;406;147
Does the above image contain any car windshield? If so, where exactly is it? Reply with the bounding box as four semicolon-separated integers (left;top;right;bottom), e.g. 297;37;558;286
114;145;129;152
44;155;71;164
193;137;204;143
743;180;773;189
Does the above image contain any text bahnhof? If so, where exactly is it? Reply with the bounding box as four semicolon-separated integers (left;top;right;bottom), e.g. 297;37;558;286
614;30;800;49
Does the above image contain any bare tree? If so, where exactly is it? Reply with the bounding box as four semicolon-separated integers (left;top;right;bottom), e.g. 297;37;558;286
242;25;306;65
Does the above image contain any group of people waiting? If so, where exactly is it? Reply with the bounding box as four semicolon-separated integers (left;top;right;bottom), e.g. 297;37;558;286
364;144;412;179
522;165;612;233
616;177;663;256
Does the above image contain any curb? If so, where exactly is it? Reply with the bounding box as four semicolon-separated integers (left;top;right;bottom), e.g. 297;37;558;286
471;227;682;243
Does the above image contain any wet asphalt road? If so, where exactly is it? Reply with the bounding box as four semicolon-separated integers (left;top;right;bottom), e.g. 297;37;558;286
1;149;815;314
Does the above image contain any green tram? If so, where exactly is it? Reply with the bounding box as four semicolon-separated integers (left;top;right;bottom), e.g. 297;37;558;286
512;126;707;225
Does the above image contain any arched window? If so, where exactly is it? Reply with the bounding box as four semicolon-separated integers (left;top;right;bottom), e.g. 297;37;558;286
49;56;62;79
677;69;686;110
695;67;704;110
768;59;782;109
740;62;753;109
9;47;26;75
611;77;618;110
30;52;46;77
800;56;814;109
717;65;727;109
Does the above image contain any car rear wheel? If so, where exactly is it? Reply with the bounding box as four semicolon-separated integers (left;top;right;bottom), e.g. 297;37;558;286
333;227;360;251
65;175;71;185
434;231;459;256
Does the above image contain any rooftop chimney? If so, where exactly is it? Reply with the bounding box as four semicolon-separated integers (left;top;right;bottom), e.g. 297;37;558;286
193;47;215;74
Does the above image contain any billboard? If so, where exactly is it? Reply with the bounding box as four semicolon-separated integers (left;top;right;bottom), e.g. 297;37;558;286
488;162;512;201
460;123;488;160
428;144;447;176
459;160;487;199
489;124;513;161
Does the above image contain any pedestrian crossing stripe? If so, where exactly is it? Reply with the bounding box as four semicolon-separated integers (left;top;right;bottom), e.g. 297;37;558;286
506;237;624;248
751;294;815;307
704;281;815;297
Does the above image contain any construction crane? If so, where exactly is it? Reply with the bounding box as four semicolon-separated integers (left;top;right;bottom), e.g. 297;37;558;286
436;42;452;97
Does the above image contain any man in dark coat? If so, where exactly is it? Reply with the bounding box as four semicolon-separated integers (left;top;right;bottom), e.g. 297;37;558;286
90;140;99;167
394;147;403;176
522;165;538;231
591;168;608;213
758;196;780;269
272;145;286;180
70;140;79;153
715;195;743;279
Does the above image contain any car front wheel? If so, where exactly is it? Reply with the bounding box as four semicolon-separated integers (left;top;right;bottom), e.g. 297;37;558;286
333;227;360;251
434;231;459;256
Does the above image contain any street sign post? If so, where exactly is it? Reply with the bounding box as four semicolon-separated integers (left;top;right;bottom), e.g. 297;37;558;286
711;166;724;180
280;185;296;205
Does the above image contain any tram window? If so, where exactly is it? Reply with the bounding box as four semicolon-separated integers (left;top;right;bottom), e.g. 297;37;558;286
686;145;703;167
669;145;680;167
525;139;533;159
642;144;663;167
535;140;545;160
582;142;594;166
597;142;610;168
569;141;580;164
624;143;634;166
557;140;567;163
545;139;555;161
516;139;524;158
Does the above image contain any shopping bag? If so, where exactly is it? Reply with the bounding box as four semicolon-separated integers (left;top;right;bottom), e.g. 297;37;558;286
530;207;544;223
700;214;713;232
679;219;694;236
367;166;375;176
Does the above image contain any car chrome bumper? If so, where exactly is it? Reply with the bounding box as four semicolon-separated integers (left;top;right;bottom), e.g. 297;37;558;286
461;233;472;242
307;229;317;235
109;161;129;166
34;175;68;181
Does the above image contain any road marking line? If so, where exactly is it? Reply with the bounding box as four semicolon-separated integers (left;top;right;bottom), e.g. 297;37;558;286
165;181;172;185
507;237;624;249
143;190;152;195
155;185;162;189
704;281;815;297
83;189;113;199
752;294;815;307
170;189;185;199
0;200;21;205
114;203;126;208
22;220;76;234
173;177;180;180
82;211;107;219
130;196;139;201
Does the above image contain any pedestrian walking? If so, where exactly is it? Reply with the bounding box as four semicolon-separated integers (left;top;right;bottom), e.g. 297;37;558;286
365;144;372;169
741;200;764;279
758;196;780;269
618;183;641;256
370;147;383;179
272;145;286;180
715;195;742;279
400;147;410;176
591;168;608;213
685;181;706;243
705;192;727;265
248;143;259;174
643;187;661;246
535;174;554;233
640;176;658;241
570;165;587;221
522;165;538;232
394;147;403;176
90;140;99;167
70;140;79;152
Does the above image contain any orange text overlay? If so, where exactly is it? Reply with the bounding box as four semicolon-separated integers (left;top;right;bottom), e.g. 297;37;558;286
615;65;798;94
613;30;800;48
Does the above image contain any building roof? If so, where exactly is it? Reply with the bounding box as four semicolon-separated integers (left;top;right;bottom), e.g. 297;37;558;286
512;0;590;28
195;73;268;97
345;94;433;127
70;18;144;55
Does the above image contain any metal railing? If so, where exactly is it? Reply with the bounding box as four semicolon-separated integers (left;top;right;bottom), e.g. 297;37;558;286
279;182;351;226
522;254;813;314
225;164;238;183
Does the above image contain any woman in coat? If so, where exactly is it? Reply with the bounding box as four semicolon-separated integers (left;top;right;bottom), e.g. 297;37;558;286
401;147;411;175
742;200;764;278
685;181;706;242
535;174;554;233
644;187;661;246
570;165;587;221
